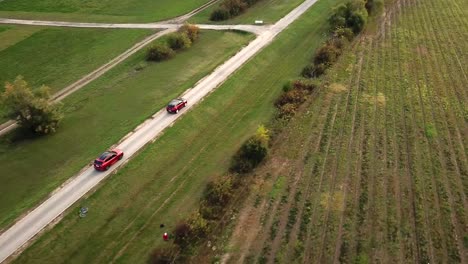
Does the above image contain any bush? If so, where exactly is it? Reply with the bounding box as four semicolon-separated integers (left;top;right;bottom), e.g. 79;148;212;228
203;177;233;207
302;63;328;78
147;247;178;264
167;33;192;50
314;44;341;65
173;222;192;250
210;8;231;21
329;1;368;34
173;214;209;250
333;27;355;41
327;36;347;51
1;76;63;134
348;10;368;34
199;203;225;220
292;79;319;92
282;81;293;92
278;103;298;119
230;137;268;173
222;0;248;16
146;43;175;61
275;89;308;107
179;24;200;42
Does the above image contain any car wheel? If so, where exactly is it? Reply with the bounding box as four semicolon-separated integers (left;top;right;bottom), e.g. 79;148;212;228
105;166;110;170
118;154;123;160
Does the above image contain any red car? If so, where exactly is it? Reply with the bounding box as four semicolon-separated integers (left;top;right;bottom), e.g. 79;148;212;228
94;149;124;171
166;98;187;114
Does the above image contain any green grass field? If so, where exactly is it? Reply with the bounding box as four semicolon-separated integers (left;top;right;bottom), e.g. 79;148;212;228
189;0;305;24
0;30;252;232
0;0;211;22
13;0;341;262
0;26;153;121
220;0;468;262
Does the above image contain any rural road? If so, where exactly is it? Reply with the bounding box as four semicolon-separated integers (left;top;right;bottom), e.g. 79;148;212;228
0;0;320;262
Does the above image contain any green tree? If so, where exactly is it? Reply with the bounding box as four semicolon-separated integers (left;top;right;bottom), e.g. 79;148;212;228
167;33;192;51
178;24;200;42
1;76;63;134
329;0;368;34
146;43;175;61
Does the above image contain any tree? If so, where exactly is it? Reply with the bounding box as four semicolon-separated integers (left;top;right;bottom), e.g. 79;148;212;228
179;24;200;42
1;76;63;134
167;33;192;50
146;43;175;61
230;125;270;173
210;8;230;21
329;0;368;34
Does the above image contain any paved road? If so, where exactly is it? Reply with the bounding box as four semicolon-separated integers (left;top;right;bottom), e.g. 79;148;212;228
0;0;319;262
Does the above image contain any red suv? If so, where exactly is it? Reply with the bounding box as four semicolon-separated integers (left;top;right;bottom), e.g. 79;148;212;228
166;98;187;114
94;149;124;171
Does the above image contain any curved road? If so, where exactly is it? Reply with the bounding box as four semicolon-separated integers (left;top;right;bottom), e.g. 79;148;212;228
0;0;319;262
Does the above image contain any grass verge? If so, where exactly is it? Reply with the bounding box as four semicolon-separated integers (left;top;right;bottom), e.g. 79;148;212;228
0;26;153;120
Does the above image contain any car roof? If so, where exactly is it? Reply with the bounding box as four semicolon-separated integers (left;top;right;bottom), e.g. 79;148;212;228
97;151;115;160
169;99;183;105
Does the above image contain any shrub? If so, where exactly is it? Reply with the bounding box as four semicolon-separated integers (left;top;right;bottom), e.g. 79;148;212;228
210;8;231;21
146;43;175;61
329;1;368;34
167;33;192;50
222;0;248;16
230;137;268;173
179;24;200;42
278;103;298;118
282;81;293;92
302;64;328;78
244;0;261;6
173;221;191;249
147;247;178;264
1;76;63;134
292;79;319;92
314;44;341;65
333;27;355;41
275;89;308;107
203;177;234;207
327;36;347;51
199;203;225;220
348;10;368;34
173;214;209;250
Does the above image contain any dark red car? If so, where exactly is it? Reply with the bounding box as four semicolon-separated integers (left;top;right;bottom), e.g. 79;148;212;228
94;149;124;171
166;98;187;114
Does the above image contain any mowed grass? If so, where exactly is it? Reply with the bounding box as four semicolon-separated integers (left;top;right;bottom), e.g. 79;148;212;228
0;0;211;23
189;0;305;24
0;30;252;231
14;0;340;262
220;0;468;263
0;26;151;93
0;26;153;123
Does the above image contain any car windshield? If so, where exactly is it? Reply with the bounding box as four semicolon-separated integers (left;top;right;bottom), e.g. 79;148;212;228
94;160;103;165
